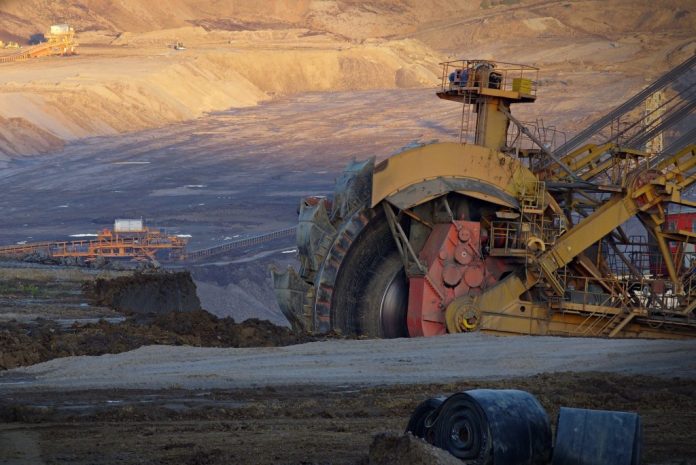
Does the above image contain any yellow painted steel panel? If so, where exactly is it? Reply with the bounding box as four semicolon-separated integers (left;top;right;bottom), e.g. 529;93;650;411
512;78;533;93
371;142;537;207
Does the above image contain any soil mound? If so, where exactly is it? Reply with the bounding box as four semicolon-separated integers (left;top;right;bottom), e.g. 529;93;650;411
0;116;64;163
0;309;312;370
367;432;461;465
86;271;202;316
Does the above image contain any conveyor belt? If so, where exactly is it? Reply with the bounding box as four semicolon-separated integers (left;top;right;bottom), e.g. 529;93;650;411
625;94;696;150
553;53;696;157
663;126;696;155
0;42;54;64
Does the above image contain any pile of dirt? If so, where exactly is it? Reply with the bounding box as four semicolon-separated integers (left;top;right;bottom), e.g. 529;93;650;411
366;433;461;465
0;309;313;370
85;271;202;317
0;115;64;162
191;254;294;326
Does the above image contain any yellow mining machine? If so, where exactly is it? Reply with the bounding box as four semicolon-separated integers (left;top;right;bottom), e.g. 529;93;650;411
274;54;696;339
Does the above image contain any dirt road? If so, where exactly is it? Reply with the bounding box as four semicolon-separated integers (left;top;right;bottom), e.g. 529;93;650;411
2;333;694;391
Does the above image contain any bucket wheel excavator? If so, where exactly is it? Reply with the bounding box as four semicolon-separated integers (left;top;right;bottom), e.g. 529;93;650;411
274;56;696;339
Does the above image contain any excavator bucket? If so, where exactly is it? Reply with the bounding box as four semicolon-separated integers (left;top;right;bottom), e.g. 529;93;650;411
271;265;310;333
297;199;336;280
332;158;373;220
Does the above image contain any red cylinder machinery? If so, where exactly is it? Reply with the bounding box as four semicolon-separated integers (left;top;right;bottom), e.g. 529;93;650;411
407;220;501;337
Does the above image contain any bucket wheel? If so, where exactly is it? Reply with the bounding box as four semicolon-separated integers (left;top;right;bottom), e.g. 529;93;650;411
273;143;533;338
330;194;506;338
274;193;509;338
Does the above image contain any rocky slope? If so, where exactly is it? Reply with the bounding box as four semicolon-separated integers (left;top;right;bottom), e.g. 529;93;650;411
0;0;693;159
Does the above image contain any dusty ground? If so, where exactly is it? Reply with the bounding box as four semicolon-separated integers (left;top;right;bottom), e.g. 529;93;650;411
0;266;314;370
0;373;695;464
1;332;692;463
0;89;460;247
0;89;460;324
0;262;130;323
185;249;296;325
2;333;694;390
0;26;441;160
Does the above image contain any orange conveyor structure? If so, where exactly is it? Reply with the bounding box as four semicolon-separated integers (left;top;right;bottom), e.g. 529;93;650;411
0;227;187;263
0;25;77;65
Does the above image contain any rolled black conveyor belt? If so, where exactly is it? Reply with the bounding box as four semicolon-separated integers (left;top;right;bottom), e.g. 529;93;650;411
410;389;552;464
552;407;642;465
405;397;445;440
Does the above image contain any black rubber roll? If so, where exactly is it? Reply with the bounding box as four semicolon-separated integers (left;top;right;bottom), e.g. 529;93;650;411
428;389;552;465
552;407;642;465
405;397;446;440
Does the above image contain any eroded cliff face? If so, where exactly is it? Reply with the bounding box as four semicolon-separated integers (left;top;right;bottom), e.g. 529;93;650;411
86;271;202;316
0;266;313;371
0;31;441;159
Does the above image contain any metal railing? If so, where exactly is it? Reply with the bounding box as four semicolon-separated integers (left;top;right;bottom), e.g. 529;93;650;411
183;226;297;261
438;59;539;143
507;119;567;157
439;59;539;97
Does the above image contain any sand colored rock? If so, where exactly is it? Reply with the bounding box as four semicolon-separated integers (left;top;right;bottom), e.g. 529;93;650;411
0;115;64;160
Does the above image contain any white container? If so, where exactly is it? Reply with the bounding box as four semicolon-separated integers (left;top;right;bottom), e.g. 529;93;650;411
114;219;144;232
50;24;70;35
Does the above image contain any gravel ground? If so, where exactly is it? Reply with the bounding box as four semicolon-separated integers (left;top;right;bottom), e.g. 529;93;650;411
3;372;695;465
2;333;695;392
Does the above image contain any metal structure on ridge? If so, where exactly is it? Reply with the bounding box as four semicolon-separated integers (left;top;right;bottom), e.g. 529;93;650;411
0;24;77;65
0;220;187;264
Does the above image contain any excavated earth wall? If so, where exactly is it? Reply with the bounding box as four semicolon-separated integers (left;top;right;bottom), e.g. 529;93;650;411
85;271;202;317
